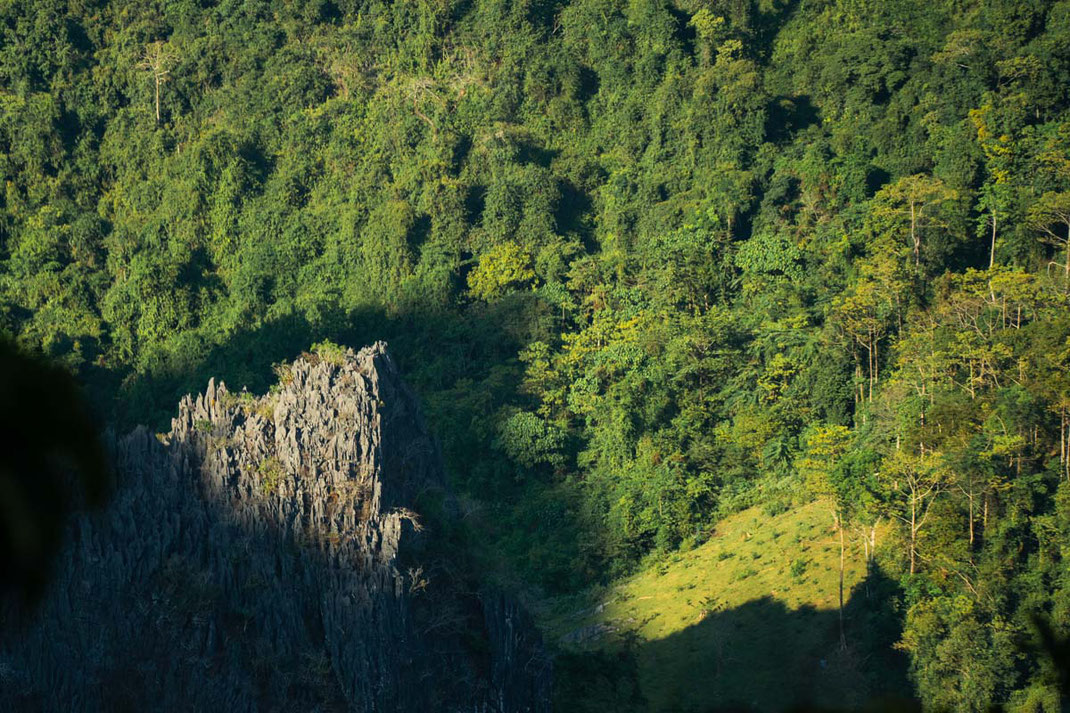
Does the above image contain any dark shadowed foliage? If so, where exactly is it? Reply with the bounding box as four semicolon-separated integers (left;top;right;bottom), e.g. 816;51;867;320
0;339;109;606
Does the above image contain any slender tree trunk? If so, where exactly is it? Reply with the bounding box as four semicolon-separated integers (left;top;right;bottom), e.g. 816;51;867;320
967;488;975;548
155;76;161;124
1065;221;1069;284
909;495;917;575
1052;404;1061;471
911;200;920;267
862;523;877;599
838;520;847;649
1062;407;1068;480
867;340;874;402
1064;407;1070;481
967;491;975;548
871;333;878;397
989;212;996;269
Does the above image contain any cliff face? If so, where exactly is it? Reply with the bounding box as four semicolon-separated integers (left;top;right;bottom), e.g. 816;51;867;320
0;343;551;712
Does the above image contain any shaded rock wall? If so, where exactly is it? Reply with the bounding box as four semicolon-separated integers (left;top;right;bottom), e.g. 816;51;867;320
0;343;550;712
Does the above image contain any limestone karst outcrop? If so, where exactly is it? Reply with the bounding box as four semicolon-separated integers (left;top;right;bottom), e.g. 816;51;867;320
0;342;551;712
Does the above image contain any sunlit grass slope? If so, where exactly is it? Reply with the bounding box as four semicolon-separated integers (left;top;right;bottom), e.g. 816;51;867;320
546;501;905;712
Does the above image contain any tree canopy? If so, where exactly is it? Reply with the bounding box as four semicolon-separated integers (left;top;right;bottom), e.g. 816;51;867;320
3;0;1070;708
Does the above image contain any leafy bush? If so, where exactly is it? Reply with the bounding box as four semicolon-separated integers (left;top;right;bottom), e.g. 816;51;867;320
467;243;535;301
257;457;283;496
310;340;347;367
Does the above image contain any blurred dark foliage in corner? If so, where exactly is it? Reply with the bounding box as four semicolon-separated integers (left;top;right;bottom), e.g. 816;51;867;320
1031;617;1070;713
0;338;110;608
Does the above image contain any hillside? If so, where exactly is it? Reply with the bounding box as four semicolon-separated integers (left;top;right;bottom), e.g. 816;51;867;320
548;501;907;712
2;0;1070;708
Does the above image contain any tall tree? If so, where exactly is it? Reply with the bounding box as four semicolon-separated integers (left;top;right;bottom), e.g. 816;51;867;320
870;175;959;271
880;450;950;575
798;424;854;648
138;41;176;125
1028;192;1070;285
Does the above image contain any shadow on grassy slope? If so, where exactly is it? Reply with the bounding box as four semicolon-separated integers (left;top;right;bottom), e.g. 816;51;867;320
556;564;914;713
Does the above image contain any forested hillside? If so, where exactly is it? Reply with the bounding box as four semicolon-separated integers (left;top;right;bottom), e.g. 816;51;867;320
3;0;1070;709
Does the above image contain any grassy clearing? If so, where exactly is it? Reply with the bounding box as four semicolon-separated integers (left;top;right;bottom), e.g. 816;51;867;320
545;500;902;712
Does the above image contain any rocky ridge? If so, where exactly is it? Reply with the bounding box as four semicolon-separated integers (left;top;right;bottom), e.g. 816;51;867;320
0;342;550;712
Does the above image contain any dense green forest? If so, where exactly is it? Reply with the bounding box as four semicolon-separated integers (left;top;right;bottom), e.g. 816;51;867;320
3;0;1070;708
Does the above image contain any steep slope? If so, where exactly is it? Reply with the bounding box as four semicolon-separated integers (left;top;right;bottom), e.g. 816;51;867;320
0;342;550;712
549;502;907;712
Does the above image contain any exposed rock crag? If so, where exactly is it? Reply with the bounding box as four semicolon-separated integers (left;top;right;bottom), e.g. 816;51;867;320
1;342;550;712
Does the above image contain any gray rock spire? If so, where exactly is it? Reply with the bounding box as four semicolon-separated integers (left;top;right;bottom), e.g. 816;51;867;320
1;342;550;712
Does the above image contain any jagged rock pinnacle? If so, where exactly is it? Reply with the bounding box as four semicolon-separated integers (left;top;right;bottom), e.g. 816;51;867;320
1;343;550;712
